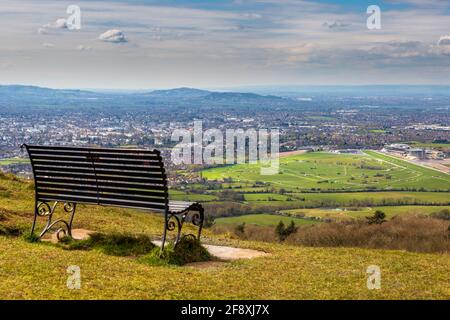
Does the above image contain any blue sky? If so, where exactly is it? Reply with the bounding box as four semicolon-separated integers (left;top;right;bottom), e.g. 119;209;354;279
0;0;449;89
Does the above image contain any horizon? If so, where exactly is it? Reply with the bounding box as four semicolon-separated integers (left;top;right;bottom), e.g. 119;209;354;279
2;83;450;93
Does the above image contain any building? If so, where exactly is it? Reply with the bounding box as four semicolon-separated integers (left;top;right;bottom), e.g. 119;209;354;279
409;148;426;159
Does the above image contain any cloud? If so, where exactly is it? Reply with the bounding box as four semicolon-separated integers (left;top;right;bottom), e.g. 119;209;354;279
38;18;68;34
42;43;55;48
0;62;12;69
98;29;127;43
242;13;262;19
77;45;93;51
322;20;350;30
438;36;450;46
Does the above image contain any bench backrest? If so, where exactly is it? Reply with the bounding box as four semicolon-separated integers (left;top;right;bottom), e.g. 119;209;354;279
24;144;168;212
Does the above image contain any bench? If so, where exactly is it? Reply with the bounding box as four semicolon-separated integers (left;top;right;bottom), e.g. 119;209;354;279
22;144;204;250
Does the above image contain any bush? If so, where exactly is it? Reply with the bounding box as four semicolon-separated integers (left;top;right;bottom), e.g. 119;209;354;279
275;221;298;241
286;216;449;253
431;209;450;221
366;210;386;225
141;236;211;266
22;231;40;243
203;215;216;228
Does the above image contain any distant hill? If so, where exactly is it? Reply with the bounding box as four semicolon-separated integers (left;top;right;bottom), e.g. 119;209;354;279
0;85;295;113
145;87;211;98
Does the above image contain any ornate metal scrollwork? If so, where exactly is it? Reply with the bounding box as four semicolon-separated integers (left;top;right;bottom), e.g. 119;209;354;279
161;204;205;251
37;202;53;217
32;201;77;240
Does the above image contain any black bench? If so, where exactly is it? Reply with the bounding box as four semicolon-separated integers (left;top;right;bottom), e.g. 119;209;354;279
22;144;204;250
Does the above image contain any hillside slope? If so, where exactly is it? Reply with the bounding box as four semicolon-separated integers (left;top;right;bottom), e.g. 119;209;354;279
0;174;449;299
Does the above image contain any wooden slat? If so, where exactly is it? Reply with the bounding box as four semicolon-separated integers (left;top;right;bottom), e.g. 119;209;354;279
26;145;160;155
35;177;167;190
37;189;166;204
35;172;165;184
28;150;161;160
33;161;164;173
34;167;165;179
30;155;162;166
36;183;166;198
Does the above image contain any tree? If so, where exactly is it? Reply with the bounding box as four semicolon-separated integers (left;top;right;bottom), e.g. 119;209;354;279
235;222;246;234
275;220;298;241
203;215;216;228
366;210;386;225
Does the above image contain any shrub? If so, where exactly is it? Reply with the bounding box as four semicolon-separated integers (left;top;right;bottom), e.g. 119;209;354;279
203;215;216;228
22;231;40;243
366;210;386;225
431;209;450;221
286;216;449;253
275;221;298;241
235;222;246;234
141;236;211;266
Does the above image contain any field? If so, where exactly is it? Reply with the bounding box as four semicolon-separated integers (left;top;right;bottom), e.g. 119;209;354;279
202;151;450;191
0;158;29;166
215;214;318;226
215;206;450;226
0;173;449;299
200;151;450;226
281;205;450;220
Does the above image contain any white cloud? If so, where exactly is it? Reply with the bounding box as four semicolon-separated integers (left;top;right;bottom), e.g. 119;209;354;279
322;21;350;30
438;36;450;46
98;29;127;43
77;45;92;51
42;42;55;48
38;18;68;34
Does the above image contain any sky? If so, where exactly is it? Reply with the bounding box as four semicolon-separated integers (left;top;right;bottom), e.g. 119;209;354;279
0;0;450;89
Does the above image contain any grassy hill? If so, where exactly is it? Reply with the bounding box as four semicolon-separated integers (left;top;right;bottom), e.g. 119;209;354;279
0;172;449;299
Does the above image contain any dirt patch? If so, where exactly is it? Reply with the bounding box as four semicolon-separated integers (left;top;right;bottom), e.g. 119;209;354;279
44;228;94;243
203;244;269;260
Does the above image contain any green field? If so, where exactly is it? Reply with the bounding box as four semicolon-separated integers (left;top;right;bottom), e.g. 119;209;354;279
216;214;318;226
285;191;450;206
0;158;29;166
202;151;450;191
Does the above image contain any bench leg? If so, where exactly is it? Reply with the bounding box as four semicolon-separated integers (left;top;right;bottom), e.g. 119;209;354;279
160;205;204;252
32;201;77;240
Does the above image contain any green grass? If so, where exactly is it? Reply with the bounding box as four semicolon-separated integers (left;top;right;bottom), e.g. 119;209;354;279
286;191;450;206
202;151;450;192
0;235;448;299
216;214;318;226
0;158;29;166
243;193;291;201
